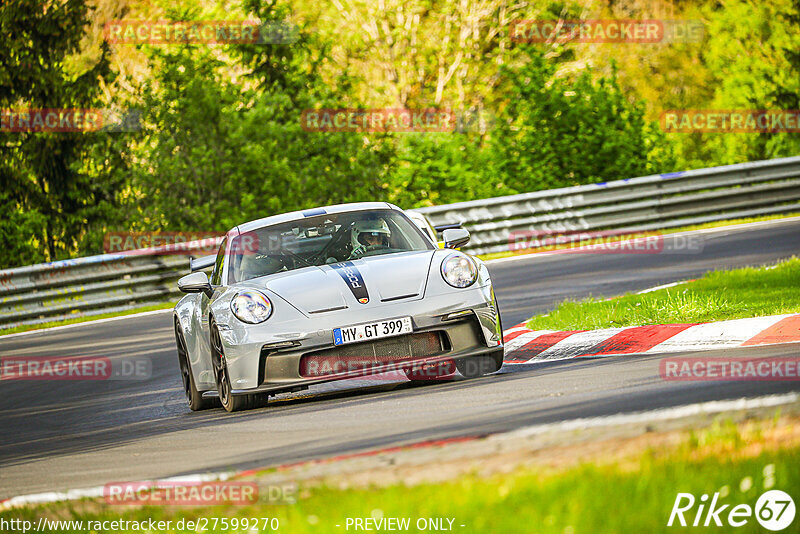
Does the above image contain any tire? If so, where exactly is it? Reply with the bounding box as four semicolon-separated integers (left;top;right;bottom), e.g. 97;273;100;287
210;318;267;413
175;322;217;411
456;351;503;379
404;359;456;382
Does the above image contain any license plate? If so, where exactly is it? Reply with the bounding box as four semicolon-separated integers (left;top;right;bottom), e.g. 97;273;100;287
333;317;413;346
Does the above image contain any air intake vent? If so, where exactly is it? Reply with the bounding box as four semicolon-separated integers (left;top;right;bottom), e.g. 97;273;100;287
299;331;448;377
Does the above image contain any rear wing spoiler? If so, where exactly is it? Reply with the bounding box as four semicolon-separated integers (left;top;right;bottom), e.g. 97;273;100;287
190;255;216;272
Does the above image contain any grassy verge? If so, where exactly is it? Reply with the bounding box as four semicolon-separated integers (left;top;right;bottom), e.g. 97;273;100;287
0;302;175;337
526;256;800;331
478;212;800;262
2;414;797;533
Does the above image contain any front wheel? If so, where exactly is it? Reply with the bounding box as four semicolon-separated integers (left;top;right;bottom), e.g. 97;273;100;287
456;351;503;379
210;319;267;413
404;359;456;382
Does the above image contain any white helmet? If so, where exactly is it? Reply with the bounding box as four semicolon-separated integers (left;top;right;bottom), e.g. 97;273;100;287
351;218;391;252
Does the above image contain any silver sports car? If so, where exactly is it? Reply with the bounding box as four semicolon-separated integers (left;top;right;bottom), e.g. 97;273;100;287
173;202;504;412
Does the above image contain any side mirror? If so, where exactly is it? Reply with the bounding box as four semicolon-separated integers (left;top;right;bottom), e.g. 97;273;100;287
178;272;213;297
442;228;470;249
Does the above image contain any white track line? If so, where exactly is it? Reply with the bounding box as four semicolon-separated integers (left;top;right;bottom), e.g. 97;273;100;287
637;280;692;294
0;308;173;340
495;392;799;440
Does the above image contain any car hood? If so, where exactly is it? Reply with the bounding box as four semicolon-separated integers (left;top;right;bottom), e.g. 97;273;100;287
254;250;436;315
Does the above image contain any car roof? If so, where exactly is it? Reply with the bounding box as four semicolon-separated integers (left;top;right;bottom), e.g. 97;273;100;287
235;202;401;234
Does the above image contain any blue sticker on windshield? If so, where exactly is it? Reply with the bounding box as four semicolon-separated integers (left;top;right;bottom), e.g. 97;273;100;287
302;208;327;217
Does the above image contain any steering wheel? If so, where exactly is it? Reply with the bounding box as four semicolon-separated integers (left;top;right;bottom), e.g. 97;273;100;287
349;244;396;260
310;223;351;264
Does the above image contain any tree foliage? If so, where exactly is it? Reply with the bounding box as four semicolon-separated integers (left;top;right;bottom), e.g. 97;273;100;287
490;52;674;192
120;24;395;233
0;0;798;268
0;0;119;264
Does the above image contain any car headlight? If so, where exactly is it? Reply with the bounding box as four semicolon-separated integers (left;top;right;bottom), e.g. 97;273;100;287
230;290;273;324
441;253;478;288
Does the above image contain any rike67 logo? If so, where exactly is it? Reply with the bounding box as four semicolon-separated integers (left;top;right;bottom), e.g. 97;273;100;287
668;490;795;530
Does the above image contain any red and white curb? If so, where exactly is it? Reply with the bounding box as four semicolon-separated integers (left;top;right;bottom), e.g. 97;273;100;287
502;313;800;364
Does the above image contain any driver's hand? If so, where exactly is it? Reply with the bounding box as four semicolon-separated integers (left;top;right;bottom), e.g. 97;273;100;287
349;244;367;259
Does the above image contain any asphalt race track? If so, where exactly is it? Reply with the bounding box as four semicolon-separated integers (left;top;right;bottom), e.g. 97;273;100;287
2;218;800;499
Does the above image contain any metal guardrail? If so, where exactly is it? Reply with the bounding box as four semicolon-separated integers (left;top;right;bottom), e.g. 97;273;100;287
414;156;800;255
2;156;799;330
0;255;188;330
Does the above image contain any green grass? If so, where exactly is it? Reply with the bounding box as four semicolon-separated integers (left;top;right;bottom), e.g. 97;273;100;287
478;212;800;262
2;415;797;533
0;302;175;337
526;256;800;331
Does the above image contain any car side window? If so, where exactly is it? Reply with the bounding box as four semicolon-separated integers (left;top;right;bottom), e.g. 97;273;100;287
210;237;227;286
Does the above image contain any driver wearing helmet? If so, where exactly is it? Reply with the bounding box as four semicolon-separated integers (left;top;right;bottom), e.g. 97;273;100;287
348;219;391;259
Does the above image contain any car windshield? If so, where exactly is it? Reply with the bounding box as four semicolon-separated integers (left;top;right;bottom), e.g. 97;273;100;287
228;209;434;283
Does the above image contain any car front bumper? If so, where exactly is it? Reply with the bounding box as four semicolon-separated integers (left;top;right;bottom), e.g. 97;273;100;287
215;285;503;394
